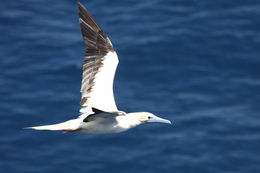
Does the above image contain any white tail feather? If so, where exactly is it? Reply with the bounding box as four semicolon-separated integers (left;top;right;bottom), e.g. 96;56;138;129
25;119;82;131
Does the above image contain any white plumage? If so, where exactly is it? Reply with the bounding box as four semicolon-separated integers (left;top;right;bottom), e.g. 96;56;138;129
81;51;119;112
26;2;171;134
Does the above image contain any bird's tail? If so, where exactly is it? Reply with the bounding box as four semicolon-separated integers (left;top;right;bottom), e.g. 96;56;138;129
25;119;82;132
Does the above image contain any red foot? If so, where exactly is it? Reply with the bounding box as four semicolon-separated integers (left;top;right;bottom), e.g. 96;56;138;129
62;128;82;133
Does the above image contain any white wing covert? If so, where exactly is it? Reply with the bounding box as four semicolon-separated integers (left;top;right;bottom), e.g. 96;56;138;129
78;2;119;112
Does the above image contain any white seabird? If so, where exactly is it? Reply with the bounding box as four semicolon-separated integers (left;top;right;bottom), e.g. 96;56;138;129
26;2;171;134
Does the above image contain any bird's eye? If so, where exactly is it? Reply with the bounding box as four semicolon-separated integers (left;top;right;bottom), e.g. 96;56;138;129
148;116;152;119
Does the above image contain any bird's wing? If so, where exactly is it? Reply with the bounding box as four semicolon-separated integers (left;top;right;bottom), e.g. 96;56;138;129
78;2;119;112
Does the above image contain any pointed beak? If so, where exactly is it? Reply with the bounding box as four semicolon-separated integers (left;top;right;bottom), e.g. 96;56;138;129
148;116;172;124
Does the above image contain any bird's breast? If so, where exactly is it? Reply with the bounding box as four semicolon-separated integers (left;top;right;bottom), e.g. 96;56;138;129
79;125;127;134
79;119;127;134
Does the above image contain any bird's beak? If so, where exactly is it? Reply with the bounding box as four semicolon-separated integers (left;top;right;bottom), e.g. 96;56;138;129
148;116;171;124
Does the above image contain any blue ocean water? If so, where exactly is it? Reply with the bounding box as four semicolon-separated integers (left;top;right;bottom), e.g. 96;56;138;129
1;0;260;172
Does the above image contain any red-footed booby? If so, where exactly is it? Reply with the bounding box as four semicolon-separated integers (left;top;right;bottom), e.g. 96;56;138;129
26;2;171;134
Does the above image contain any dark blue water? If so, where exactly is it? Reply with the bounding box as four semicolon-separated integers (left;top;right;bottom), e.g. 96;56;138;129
1;0;260;172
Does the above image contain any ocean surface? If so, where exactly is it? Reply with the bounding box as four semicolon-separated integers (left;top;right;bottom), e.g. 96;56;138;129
1;0;260;172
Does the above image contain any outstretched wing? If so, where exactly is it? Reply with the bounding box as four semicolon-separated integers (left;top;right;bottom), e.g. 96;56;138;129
78;2;118;112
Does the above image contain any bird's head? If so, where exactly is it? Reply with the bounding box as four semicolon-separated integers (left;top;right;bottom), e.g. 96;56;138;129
117;112;171;130
137;112;171;124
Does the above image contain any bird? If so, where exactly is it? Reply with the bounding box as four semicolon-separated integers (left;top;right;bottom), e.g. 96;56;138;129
26;2;171;134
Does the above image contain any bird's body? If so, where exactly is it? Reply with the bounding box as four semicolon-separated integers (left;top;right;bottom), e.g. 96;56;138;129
81;110;127;134
26;2;171;134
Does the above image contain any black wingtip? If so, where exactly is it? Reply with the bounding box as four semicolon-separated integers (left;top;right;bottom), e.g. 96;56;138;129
77;2;88;12
77;1;83;7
